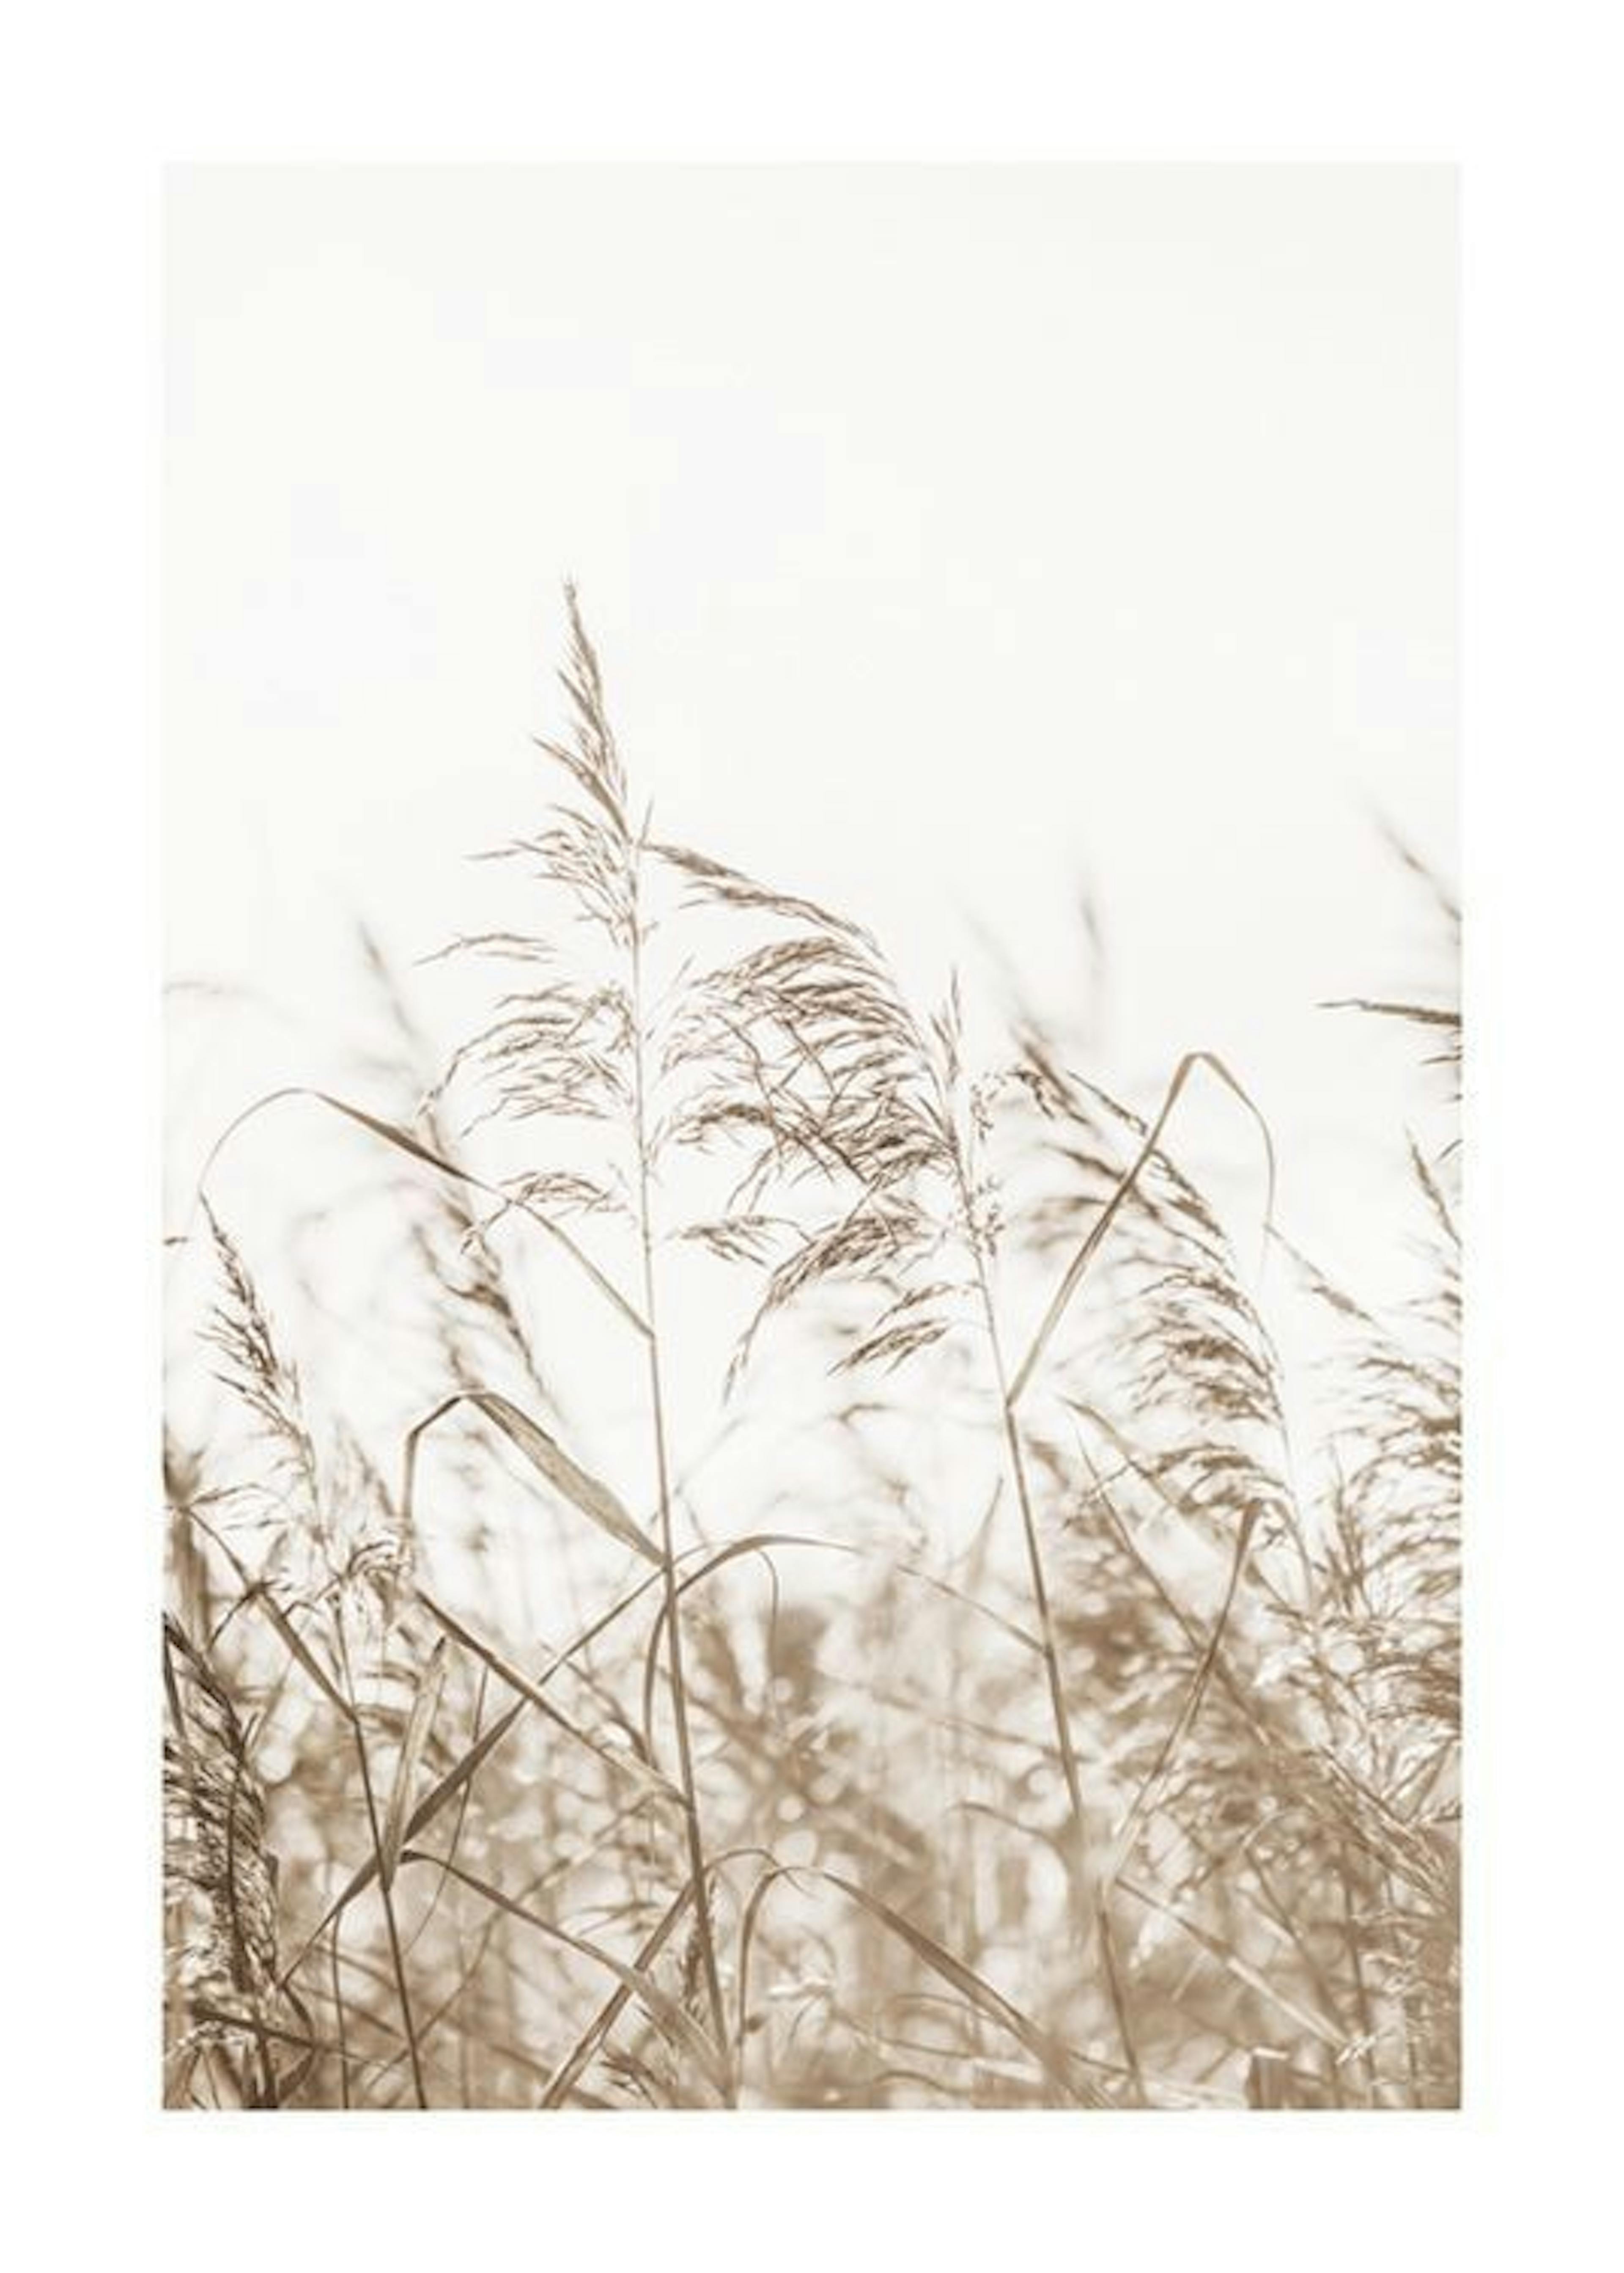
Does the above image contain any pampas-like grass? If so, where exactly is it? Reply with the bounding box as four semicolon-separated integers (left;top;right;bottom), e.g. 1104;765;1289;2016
163;593;1460;2109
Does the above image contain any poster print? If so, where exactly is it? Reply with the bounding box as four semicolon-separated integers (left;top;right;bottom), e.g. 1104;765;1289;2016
164;167;1458;2110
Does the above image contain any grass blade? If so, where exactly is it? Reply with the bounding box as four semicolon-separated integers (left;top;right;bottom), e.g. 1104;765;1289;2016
378;1637;447;1894
467;1390;659;1566
1008;1050;1276;1409
403;1852;730;2100
775;1865;1104;2106
193;1086;650;1340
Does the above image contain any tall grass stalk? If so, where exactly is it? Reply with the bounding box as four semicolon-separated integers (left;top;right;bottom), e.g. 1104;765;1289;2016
626;833;730;2067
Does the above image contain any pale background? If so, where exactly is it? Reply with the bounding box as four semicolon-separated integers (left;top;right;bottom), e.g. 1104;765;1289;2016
165;165;1455;1315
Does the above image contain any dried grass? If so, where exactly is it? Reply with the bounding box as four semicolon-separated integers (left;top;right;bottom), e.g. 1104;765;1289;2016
164;592;1460;2110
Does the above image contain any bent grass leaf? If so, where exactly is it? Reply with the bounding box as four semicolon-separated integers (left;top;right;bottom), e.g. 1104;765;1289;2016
183;1506;353;1723
277;1558;674;1988
467;1390;659;1567
378;1638;447;1893
1009;1050;1276;1410
195;1086;649;1340
540;1883;696;2107
798;1868;1101;2106
406;1852;729;2099
416;1588;682;1806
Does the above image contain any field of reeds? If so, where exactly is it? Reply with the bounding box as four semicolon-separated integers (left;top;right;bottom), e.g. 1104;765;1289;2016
162;591;1460;2111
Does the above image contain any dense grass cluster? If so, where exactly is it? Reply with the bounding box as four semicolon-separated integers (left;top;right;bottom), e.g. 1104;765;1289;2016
163;594;1460;2109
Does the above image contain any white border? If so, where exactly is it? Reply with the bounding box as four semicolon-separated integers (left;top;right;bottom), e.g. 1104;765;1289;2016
6;3;1620;2261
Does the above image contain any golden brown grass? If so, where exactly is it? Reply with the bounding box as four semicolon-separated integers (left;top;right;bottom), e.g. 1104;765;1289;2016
163;592;1459;2111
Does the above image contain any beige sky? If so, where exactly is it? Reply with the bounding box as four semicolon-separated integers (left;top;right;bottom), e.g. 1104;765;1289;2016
165;165;1455;1306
